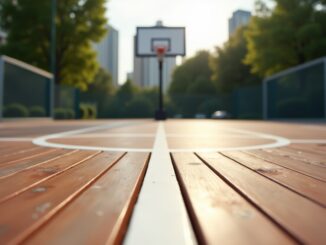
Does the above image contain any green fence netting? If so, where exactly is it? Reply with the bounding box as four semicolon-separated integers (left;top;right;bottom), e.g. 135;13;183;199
264;57;326;119
54;84;79;119
0;56;52;118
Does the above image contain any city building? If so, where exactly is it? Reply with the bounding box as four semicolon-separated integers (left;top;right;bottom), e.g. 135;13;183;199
228;10;251;37
0;29;7;45
133;22;177;92
93;25;119;86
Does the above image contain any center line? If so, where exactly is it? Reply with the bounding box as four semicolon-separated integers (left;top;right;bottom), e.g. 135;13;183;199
124;122;196;245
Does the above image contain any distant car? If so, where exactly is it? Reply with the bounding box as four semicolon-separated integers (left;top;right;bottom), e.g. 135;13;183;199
195;113;206;119
211;110;230;119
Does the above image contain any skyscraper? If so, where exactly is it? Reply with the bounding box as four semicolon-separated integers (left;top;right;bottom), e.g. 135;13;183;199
133;21;177;92
93;25;119;86
228;10;251;37
0;29;7;45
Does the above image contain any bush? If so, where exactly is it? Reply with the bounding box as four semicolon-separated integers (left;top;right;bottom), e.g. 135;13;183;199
79;103;97;119
125;97;153;118
87;106;96;119
79;104;89;119
29;106;46;117
54;108;75;120
4;103;29;117
65;109;75;119
79;107;88;119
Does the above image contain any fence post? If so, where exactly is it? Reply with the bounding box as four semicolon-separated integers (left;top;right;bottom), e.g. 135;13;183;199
262;79;268;120
50;78;55;118
324;58;326;119
74;89;80;119
0;57;4;120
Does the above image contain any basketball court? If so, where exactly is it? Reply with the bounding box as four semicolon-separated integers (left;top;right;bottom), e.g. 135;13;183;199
0;119;325;244
0;21;325;245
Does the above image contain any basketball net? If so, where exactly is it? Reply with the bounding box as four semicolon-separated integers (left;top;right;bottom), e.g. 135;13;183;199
154;46;167;61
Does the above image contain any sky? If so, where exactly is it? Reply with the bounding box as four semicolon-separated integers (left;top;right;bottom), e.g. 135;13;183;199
106;0;256;84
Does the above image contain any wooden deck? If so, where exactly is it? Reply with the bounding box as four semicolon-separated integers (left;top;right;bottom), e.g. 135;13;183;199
0;119;325;244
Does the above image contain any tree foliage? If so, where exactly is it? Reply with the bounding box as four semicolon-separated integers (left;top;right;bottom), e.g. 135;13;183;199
168;51;218;116
169;51;216;96
0;0;107;90
89;68;115;96
87;79;158;118
245;0;326;77
210;27;261;93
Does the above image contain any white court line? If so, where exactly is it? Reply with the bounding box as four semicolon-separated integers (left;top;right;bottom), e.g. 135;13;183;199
124;122;197;245
0;137;33;141
166;134;258;138
63;133;156;138
290;139;326;144
32;121;152;152
32;123;291;152
170;128;290;152
62;133;260;139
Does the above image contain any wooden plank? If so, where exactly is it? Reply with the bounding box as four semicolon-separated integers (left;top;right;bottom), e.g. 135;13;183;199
289;144;326;157
0;149;70;178
0;150;100;203
222;151;326;207
51;137;154;148
268;147;326;168
198;152;326;244
24;152;149;245
1;145;41;158
172;153;294;245
0;152;124;244
249;149;326;182
0;143;37;157
0;147;58;166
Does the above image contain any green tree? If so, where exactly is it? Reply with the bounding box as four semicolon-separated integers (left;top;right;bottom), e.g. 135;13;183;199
124;97;154;118
0;0;107;90
106;79;138;117
80;68;115;118
169;51;215;95
245;0;326;77
210;27;261;93
168;51;217;116
89;68;115;95
115;79;139;103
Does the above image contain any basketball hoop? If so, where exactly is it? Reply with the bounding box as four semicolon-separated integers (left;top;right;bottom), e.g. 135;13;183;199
136;25;186;120
154;46;167;61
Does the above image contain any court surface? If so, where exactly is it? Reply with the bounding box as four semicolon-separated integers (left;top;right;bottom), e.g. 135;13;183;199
0;119;325;244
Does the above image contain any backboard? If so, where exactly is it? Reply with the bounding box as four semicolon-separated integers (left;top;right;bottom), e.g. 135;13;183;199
136;26;186;57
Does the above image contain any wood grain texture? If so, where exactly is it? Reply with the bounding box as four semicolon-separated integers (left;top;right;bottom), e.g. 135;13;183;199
50;137;154;148
0;149;70;179
198;152;326;245
24;152;149;245
0;150;100;203
0;152;124;244
0;143;38;157
0;147;57;165
222;151;326;207
172;153;294;245
249;149;326;182
289;144;326;157
270;147;326;168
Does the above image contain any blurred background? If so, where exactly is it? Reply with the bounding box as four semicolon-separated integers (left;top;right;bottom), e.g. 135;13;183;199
0;0;325;120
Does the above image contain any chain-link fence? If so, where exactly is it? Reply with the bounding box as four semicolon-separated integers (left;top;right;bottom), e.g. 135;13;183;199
54;84;79;119
0;56;53;118
263;57;326;119
2;55;324;120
